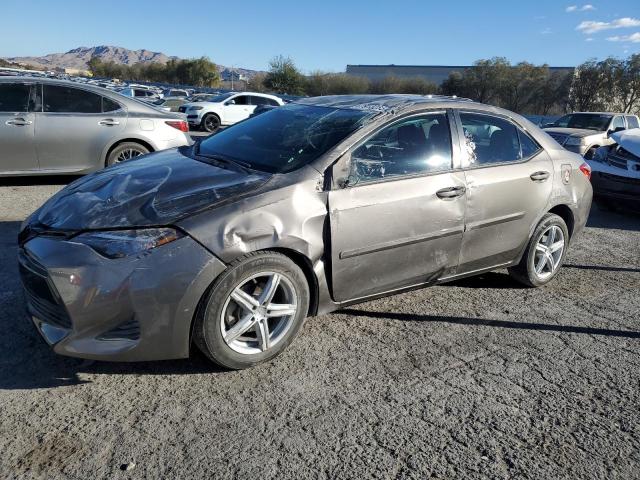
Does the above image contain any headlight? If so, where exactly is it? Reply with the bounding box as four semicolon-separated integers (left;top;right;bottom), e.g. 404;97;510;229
72;228;184;259
565;137;583;146
189;106;203;111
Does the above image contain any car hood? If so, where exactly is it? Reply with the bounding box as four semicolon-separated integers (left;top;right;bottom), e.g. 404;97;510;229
31;148;270;231
543;127;604;138
611;128;640;157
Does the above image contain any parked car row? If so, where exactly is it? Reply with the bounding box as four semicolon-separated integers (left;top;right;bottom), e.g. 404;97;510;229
542;112;640;159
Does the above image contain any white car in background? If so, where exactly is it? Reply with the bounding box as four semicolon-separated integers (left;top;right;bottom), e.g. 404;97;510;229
180;92;283;132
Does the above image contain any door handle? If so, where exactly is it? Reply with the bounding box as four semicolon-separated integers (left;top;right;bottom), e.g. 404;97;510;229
6;118;32;126
436;186;466;199
530;171;550;182
98;119;120;126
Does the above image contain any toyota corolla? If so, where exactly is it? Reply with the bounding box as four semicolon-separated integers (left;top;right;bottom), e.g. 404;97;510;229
19;95;593;369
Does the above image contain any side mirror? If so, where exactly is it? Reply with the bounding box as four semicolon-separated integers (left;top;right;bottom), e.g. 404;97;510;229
226;99;236;105
608;126;625;137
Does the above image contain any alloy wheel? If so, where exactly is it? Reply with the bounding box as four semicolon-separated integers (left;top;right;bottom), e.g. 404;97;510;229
220;272;297;355
533;225;565;280
115;148;145;163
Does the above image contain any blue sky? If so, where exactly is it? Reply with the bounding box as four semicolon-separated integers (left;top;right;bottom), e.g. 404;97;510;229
1;0;638;71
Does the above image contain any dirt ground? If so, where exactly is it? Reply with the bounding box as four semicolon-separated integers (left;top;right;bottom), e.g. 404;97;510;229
0;177;638;479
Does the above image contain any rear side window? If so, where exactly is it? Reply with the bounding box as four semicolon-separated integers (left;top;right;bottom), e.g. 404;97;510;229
351;113;453;183
460;112;538;165
250;96;268;106
102;97;121;113
625;116;639;129
0;83;30;112
43;85;102;113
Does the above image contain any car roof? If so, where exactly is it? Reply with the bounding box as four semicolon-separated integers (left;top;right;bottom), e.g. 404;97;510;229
294;94;473;113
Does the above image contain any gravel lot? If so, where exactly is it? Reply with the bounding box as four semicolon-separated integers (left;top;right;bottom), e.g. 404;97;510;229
0;177;639;479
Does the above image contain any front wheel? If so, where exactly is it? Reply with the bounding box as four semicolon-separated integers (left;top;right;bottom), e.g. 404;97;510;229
201;113;221;133
194;251;310;369
508;213;569;287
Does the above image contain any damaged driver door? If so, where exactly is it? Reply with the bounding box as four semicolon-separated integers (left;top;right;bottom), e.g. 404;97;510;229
328;112;466;303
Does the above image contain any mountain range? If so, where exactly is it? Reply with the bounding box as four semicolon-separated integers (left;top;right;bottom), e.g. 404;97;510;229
2;45;260;77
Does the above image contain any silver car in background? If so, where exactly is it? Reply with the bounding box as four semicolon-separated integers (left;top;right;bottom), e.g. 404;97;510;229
0;77;191;175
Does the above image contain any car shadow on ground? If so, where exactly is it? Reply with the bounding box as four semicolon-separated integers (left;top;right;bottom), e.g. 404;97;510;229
340;308;640;339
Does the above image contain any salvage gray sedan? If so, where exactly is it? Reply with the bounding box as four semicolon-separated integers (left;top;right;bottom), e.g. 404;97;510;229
19;95;593;369
0;77;191;175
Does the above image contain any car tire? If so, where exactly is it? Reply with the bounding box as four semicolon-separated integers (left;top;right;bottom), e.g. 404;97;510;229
106;142;150;167
201;113;221;133
508;213;569;288
194;251;310;369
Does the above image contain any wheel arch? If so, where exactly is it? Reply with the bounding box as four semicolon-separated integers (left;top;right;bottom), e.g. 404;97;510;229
548;203;575;238
103;138;155;167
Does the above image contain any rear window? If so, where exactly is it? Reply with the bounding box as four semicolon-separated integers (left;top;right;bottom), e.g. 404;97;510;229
43;85;102;113
102;96;122;113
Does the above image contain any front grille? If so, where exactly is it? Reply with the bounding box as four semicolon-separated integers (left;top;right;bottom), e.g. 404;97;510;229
548;133;568;145
607;153;629;170
98;318;140;341
19;249;72;329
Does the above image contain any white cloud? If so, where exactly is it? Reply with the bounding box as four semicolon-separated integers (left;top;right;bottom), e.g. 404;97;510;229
577;17;640;33
567;4;596;13
607;32;640;43
540;28;552;35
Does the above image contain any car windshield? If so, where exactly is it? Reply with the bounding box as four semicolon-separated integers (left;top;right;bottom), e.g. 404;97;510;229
552;113;612;131
197;104;373;173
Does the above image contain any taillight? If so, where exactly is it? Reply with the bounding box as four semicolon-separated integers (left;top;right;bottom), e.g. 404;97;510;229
579;162;591;180
165;120;189;132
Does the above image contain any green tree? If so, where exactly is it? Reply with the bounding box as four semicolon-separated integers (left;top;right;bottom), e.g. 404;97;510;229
264;55;304;94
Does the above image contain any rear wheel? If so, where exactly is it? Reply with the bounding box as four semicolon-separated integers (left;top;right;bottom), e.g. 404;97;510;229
194;251;309;369
202;113;221;133
106;142;149;167
508;213;569;287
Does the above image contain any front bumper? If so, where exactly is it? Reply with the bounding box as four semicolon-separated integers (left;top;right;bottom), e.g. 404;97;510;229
19;234;226;361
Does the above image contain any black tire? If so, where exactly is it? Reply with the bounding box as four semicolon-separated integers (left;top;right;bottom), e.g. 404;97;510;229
201;113;221;133
584;147;597;160
106;142;150;167
194;251;310;369
508;213;569;287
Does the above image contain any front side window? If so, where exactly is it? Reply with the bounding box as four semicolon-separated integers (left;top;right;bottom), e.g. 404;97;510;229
350;113;452;183
611;116;625;131
43;85;102;113
197;103;372;174
460;112;539;165
625;116;639;129
229;95;249;105
0;83;31;112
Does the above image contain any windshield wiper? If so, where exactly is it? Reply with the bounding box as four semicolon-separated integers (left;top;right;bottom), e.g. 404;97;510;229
193;144;254;174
